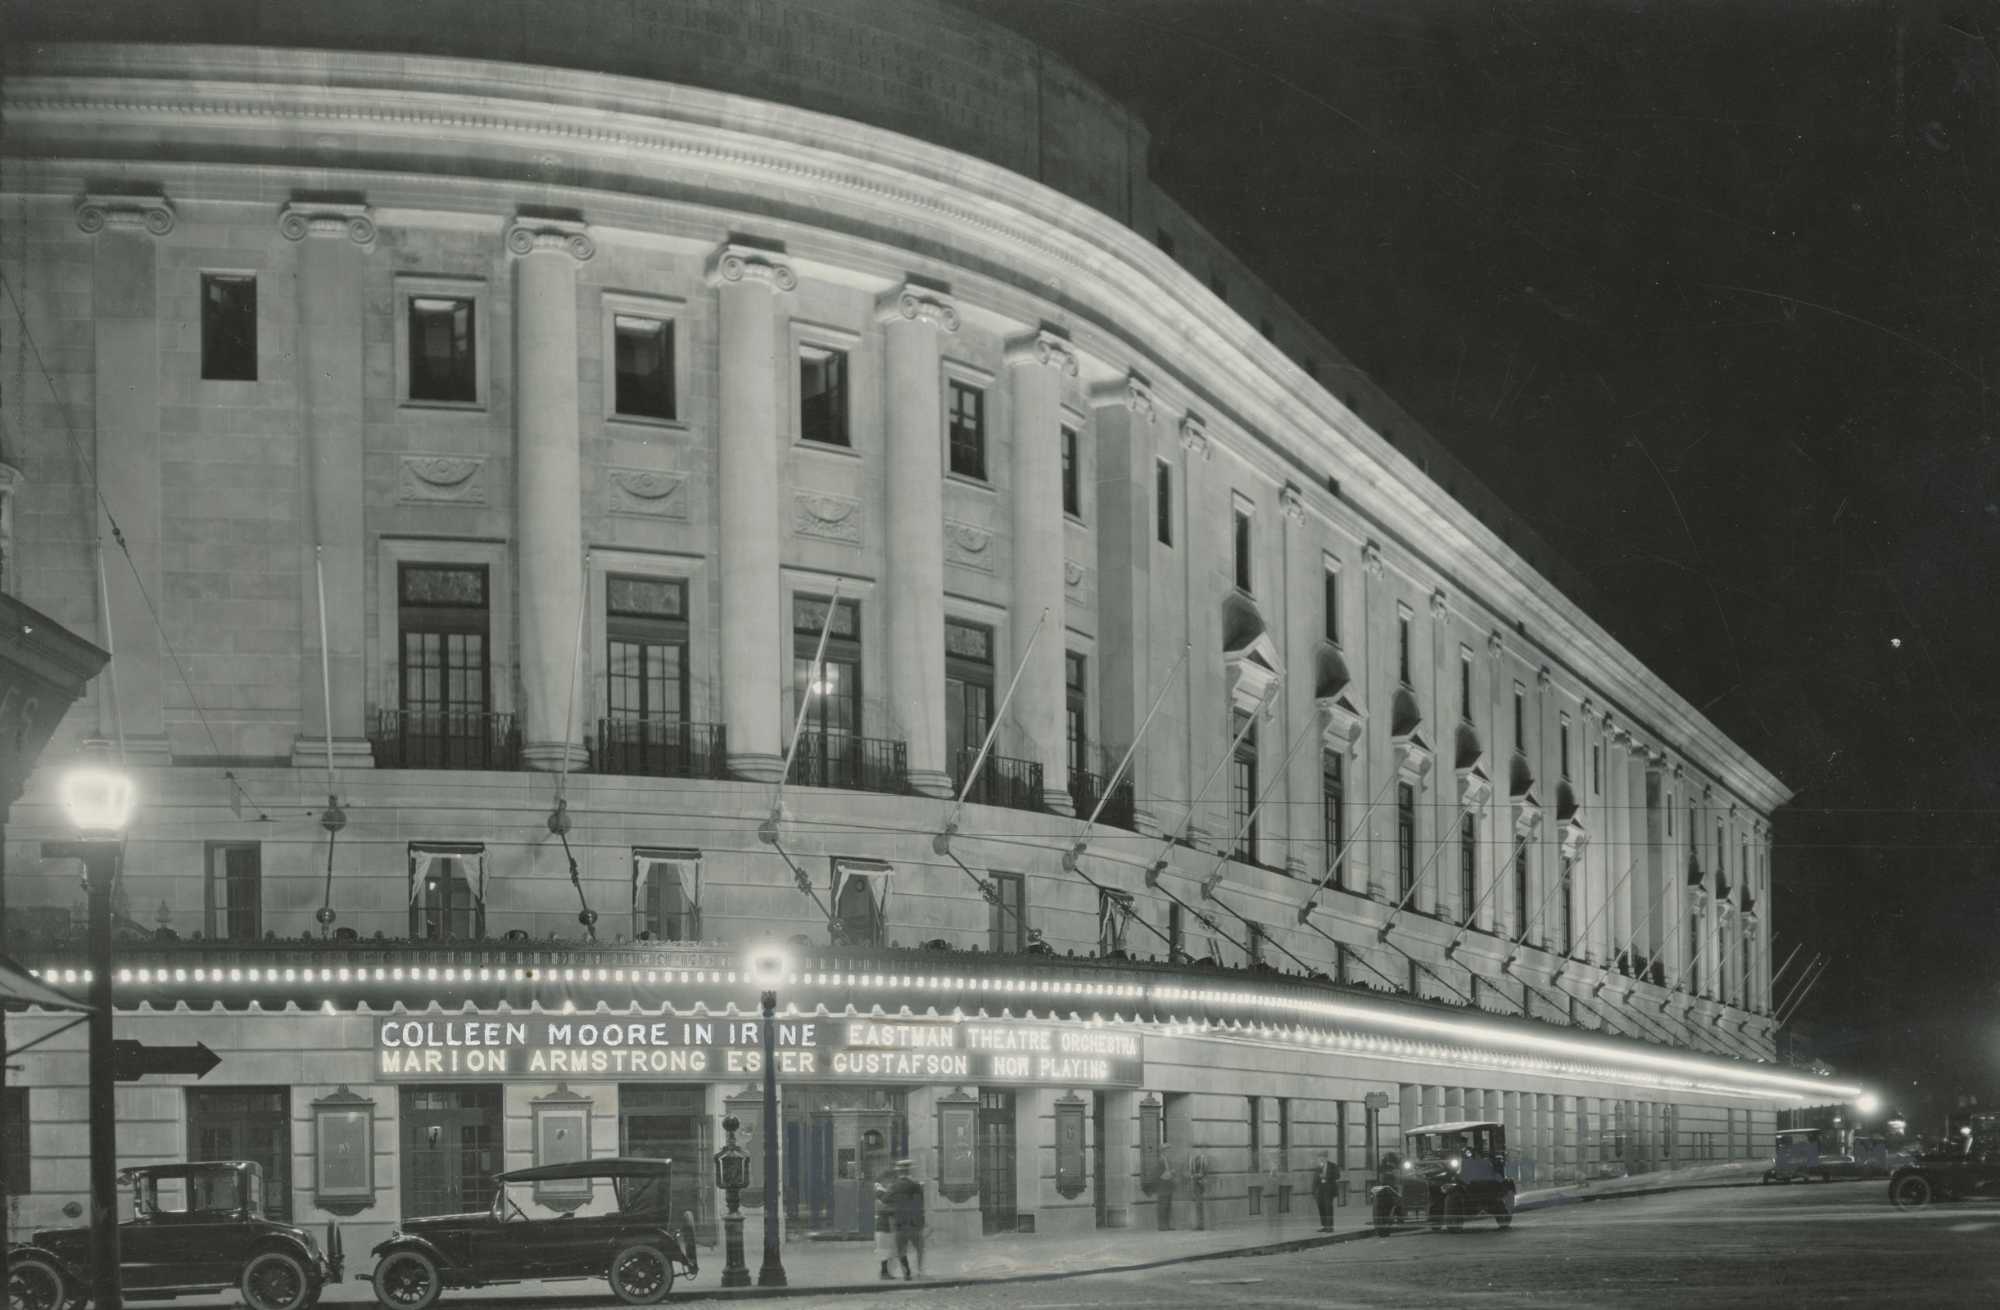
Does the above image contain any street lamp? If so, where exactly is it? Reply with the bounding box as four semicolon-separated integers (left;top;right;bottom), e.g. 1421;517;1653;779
59;766;135;1310
747;945;789;1288
711;1114;752;1288
1855;1093;1881;1119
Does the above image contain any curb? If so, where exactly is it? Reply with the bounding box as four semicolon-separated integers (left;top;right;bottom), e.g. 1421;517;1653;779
1515;1176;1760;1213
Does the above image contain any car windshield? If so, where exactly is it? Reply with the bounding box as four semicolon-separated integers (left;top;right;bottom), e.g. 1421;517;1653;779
136;1169;253;1219
1413;1132;1470;1160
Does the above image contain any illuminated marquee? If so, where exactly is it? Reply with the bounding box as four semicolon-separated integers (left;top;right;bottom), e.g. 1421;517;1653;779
374;1015;1144;1087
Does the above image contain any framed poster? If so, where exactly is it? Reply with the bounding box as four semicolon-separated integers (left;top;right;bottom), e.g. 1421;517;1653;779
1055;1093;1086;1199
311;1086;376;1215
531;1085;594;1209
938;1089;978;1204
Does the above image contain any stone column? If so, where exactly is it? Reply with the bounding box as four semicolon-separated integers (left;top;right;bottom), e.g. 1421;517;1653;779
1005;328;1078;814
1608;726;1632;960
79;195;174;763
1089;375;1158;831
283;203;376;767
510;217;594;770
1279;485;1317;876
877;283;958;798
708;244;796;781
1177;415;1213;843
1656;755;1681;988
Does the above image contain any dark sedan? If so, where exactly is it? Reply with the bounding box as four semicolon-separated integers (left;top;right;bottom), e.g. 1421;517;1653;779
1888;1112;2000;1208
7;1160;338;1310
367;1157;698;1308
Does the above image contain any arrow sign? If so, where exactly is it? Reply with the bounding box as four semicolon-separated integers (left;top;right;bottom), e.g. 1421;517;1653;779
112;1039;221;1081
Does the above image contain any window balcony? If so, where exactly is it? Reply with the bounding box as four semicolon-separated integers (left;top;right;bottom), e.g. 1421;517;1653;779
950;747;1045;814
594;717;729;780
1068;767;1137;832
371;709;521;771
787;730;907;795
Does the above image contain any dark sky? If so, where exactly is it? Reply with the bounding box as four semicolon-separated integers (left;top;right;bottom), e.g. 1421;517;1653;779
970;0;2000;1124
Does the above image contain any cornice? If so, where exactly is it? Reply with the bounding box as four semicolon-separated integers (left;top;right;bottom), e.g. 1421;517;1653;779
3;44;1791;813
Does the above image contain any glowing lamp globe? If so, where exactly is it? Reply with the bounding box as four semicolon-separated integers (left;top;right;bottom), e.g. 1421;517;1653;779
61;768;134;837
1856;1093;1880;1117
747;945;790;991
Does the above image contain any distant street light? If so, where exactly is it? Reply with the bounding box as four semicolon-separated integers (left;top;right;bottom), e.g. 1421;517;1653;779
60;766;135;1310
1856;1092;1881;1118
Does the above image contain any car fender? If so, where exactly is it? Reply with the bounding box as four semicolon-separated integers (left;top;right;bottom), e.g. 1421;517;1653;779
605;1224;687;1265
247;1230;326;1275
368;1233;456;1274
6;1244;84;1288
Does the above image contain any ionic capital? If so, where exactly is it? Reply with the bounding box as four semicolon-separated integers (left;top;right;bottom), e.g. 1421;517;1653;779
1361;541;1386;579
76;193;174;237
507;216;595;262
279;202;375;246
1279;483;1307;524
1090;372;1157;423
1004;327;1078;376
707;242;797;292
1179;414;1212;461
875;282;959;332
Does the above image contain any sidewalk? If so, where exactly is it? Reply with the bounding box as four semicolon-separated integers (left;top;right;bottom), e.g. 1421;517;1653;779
1515;1159;1764;1211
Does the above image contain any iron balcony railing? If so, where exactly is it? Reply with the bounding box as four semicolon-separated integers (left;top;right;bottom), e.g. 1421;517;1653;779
594;717;729;780
1068;766;1137;832
787;730;908;795
371;709;521;771
950;747;1044;813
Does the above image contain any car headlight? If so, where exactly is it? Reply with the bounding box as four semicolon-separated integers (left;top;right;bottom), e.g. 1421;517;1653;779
1401;1161;1413;1172
1448;1157;1462;1171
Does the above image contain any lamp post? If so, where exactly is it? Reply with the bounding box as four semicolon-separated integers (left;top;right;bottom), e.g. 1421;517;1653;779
712;1114;751;1287
748;946;789;1288
58;767;135;1310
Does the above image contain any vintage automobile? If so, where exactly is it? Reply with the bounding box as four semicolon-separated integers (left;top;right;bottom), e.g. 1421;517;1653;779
6;1160;340;1310
1887;1111;2000;1209
1369;1120;1517;1234
1764;1126;1855;1183
366;1157;698;1308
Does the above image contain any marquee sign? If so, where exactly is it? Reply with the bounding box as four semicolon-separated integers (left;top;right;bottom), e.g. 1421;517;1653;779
375;1014;1143;1087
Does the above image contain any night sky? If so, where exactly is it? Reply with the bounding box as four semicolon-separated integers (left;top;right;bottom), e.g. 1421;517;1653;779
971;0;2000;1125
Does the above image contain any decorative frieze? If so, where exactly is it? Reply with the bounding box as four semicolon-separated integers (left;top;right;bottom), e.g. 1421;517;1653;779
606;468;688;519
279;201;375;246
76;193;174;236
506;216;595;262
876;283;960;332
1064;559;1087;591
1005;328;1078;376
398;455;486;505
707;243;797;292
792;490;863;545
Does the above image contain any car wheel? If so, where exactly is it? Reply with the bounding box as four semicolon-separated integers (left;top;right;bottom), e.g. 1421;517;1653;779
1890;1173;1933;1210
1371;1194;1398;1237
607;1242;674;1306
242;1249;317;1310
1443;1191;1466;1233
8;1256;69;1310
373;1249;443;1310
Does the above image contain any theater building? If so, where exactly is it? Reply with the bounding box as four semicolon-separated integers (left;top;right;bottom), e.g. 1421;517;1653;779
0;0;1857;1252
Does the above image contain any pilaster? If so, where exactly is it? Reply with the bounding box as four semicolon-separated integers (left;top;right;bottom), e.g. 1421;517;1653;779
1087;373;1159;833
1004;328;1077;815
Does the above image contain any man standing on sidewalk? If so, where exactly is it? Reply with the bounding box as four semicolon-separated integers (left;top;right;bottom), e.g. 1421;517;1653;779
1313;1150;1341;1232
886;1159;926;1280
1187;1146;1210;1231
1156;1147;1178;1230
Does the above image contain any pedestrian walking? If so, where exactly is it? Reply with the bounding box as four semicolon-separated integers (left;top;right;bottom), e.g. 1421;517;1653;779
886;1158;926;1280
1188;1147;1210;1230
1263;1152;1284;1234
1313;1150;1341;1232
872;1168;895;1280
1156;1147;1178;1230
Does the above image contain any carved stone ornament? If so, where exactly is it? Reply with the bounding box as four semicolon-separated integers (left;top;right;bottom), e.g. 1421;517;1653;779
1064;559;1087;591
1513;790;1544;839
76;194;174;236
506;216;595;262
1280;483;1307;523
707;243;798;292
1430;588;1450;620
1006;328;1078;376
1458;761;1493;812
1090;372;1157;423
1537;665;1553;690
1179;414;1212;461
1224;632;1282;717
1580;697;1596;719
1670;760;1684;779
942;518;993;572
1318;692;1366;758
398;455;486;505
279;201;375;246
1393;727;1434;784
1560;817;1590;862
877;284;960;333
607;468;688;519
1361;541;1385;579
792;490;863;545
1487;629;1506;660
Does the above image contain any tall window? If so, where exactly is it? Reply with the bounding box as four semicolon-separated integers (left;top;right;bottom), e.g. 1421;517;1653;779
1513;836;1529;941
1560;717;1572;781
399;563;489;728
1397;782;1416;900
2;1087;27;1198
410;845;483;942
1397;614;1413;687
1231;709;1259;859
1323;563;1340;643
1098;889;1132;957
1459;814;1477;922
1559;859;1575;955
833;860;889;948
944;618;995;768
1245;921;1266;968
1233;505;1253;593
1065;652;1088;775
1277;1098;1292;1173
948;380;986;479
1668;793;1675;836
1247;1096;1263;1165
1061;426;1080;516
1156;459;1173;545
634;849;700;941
1513;686;1526;752
1459;653;1474;723
1688;910;1702;993
799;345;849;446
1593;744;1602;795
794;594;862;740
1321;749;1345;879
613;315;676;420
205;843;261;943
1716;821;1726;882
1168;901;1185;961
201;273;256;381
607;576;688;724
408;296;476;402
988;870;1026;953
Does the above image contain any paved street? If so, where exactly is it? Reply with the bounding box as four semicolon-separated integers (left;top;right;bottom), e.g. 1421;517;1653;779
748;1182;2000;1309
